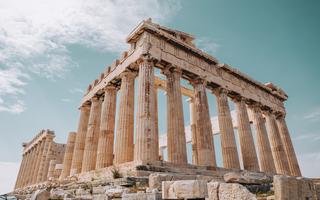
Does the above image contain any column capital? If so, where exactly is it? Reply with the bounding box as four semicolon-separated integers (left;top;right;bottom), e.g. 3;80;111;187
231;95;246;103
161;64;182;76
137;54;157;65
275;111;286;119
91;95;101;102
211;87;229;97
120;70;137;80
189;77;206;86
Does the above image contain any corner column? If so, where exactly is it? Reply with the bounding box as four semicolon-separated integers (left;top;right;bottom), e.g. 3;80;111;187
82;96;102;172
163;67;187;164
114;71;136;164
213;88;240;169
60;132;76;179
134;57;158;163
32;140;45;184
70;104;91;175
15;153;27;189
192;80;216;166
276;114;301;176
234;97;259;171
96;85;117;168
249;104;276;173
265;110;289;175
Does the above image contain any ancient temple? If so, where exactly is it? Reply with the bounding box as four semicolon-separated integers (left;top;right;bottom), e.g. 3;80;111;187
14;130;65;189
13;19;312;199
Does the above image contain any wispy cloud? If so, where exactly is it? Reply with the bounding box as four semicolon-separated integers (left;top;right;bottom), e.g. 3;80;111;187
303;107;320;122
0;0;180;114
60;98;72;103
293;133;320;141
195;37;220;55
69;88;84;94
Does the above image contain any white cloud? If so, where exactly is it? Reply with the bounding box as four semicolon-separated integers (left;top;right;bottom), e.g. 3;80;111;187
303;107;320;122
0;0;180;114
298;152;320;178
293;133;320;141
69;88;84;94
0;161;20;195
195;37;220;55
60;98;72;103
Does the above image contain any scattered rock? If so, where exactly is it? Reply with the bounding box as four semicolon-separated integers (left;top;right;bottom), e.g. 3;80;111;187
224;171;272;185
208;181;257;200
162;180;208;199
30;189;50;200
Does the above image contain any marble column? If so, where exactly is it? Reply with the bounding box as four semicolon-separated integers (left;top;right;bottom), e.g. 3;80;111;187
96;85;117;168
154;86;159;160
249;104;276;173
42;140;54;182
276;114;301;176
70;104;91;175
47;160;58;179
134;57;158;163
20;151;31;187
187;98;198;165
36;135;54;183
82;96;102;172
60;132;76;179
28;146;39;185
114;71;136;164
15;153;27;188
163;67;187;164
265;110;289;175
213;88;240;169
193;80;216;166
32;140;45;184
234;97;259;171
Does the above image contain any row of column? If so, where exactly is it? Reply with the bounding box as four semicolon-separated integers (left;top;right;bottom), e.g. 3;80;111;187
15;135;54;189
63;57;300;178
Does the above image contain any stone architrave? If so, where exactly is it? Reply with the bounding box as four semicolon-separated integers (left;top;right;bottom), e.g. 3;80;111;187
114;71;136;164
163;67;187;164
234;97;259;171
265;111;289;175
96;85;117;168
60;132;76;179
276;114;301;176
134;57;158;163
192;79;216;166
70;104;91;175
249;104;276;173
213;88;240;169
82;96;102;172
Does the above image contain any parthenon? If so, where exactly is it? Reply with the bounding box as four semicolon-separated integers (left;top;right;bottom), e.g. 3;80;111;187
13;19;311;199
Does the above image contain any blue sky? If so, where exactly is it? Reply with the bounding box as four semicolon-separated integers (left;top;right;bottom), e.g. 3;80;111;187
0;0;319;193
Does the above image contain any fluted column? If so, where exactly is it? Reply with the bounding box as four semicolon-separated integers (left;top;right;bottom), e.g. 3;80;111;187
32;140;45;184
82;96;102;172
47;160;58;179
163;67;187;164
36;135;54;182
114;72;136;164
265;110;289;175
134;57;158;163
42;139;54;182
213;88;240;169
187;98;198;165
249;104;276;173
20;151;31;187
15;153;27;189
60;132;76;179
192;80;216;166
154;86;159;160
70;104;90;175
96;85;117;168
276;114;301;176
27;146;39;185
234;97;259;171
